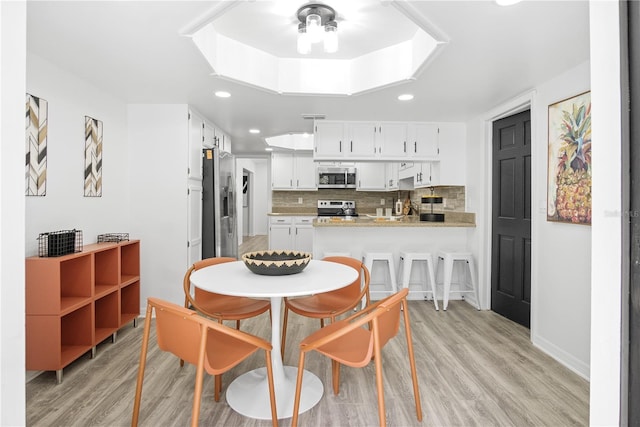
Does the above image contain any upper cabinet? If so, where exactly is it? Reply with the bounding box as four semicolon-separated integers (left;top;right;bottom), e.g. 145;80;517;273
271;152;317;191
314;120;444;162
314;122;346;158
434;123;466;186
407;123;439;158
356;162;399;191
377;122;408;158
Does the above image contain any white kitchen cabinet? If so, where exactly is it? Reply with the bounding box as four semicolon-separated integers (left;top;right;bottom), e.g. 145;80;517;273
356;162;386;190
407;123;439;159
294;153;317;189
268;216;314;252
203;122;216;149
268;217;293;250
314;121;346;159
386;162;399;190
436;122;466;185
356;162;399;191
271;152;317;190
414;162;438;188
293;217;314;253
348;122;377;158
377;122;408;158
188;110;205;180
398;162;414;180
219;131;232;153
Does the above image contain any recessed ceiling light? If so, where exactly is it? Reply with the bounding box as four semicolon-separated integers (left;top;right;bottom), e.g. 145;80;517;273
398;94;414;101
265;147;274;152
249;129;260;134
495;0;522;5
214;91;231;98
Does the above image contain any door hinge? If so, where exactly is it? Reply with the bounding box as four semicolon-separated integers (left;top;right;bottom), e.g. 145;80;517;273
187;188;190;195
187;241;190;247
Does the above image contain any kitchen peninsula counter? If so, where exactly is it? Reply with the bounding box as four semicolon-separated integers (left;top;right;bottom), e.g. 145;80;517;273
313;212;475;228
313;212;476;285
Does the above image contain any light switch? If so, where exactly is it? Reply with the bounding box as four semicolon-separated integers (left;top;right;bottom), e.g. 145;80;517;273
298;197;303;204
380;198;385;205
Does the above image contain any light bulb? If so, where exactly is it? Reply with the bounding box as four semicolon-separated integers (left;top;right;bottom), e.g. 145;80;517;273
324;21;338;53
297;24;311;54
306;13;323;43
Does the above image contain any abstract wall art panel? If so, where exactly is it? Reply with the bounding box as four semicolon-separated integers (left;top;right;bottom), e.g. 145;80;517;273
84;116;103;197
25;94;48;196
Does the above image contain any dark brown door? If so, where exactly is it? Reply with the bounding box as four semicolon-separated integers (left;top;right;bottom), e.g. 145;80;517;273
491;110;532;328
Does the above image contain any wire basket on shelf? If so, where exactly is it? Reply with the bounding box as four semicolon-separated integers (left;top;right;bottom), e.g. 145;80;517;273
97;233;130;243
38;229;83;257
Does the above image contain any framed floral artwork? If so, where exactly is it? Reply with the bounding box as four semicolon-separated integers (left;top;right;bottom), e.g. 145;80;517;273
547;91;591;225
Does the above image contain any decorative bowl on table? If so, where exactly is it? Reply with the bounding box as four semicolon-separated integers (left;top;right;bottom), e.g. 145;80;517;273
241;250;312;276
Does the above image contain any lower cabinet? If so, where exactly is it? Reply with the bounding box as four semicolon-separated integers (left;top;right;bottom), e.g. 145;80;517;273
268;216;314;253
25;240;140;383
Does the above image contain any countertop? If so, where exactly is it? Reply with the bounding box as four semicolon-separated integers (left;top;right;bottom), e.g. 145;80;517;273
313;215;475;228
268;211;475;227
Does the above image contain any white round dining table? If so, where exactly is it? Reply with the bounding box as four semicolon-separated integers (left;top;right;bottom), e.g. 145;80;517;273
189;259;358;420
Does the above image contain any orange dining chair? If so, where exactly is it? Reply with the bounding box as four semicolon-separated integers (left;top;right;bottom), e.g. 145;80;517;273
131;297;278;427
291;288;421;427
183;257;272;398
281;256;370;360
183;257;271;330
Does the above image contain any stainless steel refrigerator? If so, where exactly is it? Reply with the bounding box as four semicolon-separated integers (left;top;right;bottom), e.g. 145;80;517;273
202;147;238;259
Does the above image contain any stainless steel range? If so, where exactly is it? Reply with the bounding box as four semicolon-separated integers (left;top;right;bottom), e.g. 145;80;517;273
317;200;358;217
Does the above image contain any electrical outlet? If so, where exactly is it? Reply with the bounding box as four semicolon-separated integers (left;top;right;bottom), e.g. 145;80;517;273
298;197;303;204
380;198;385;205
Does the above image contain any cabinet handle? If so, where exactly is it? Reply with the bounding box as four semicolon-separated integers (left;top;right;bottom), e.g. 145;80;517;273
404;141;406;152
290;179;293;186
414;141;417;153
351;141;353;152
339;140;342;152
297;179;299;187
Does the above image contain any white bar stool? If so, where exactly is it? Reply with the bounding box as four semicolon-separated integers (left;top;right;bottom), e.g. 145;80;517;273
436;251;480;311
362;252;398;300
398;252;439;310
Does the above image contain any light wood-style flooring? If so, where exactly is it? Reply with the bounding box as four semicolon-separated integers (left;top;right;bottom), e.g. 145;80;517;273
26;235;589;426
239;234;270;254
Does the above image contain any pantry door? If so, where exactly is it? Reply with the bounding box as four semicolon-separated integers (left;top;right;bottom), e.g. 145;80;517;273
491;110;532;328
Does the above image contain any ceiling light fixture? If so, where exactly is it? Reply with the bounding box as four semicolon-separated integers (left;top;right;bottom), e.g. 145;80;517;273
398;94;414;101
214;91;231;98
495;0;522;5
297;4;338;54
249;129;260;134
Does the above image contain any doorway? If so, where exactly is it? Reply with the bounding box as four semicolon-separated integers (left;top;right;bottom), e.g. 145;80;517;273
242;169;252;239
491;110;532;328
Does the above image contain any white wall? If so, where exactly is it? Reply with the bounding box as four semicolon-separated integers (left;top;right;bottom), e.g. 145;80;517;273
589;1;626;424
467;60;592;379
0;2;26;424
531;62;592;378
128;104;189;307
25;53;130;254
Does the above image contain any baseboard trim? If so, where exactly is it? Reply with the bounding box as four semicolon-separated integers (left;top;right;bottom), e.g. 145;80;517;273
532;333;590;380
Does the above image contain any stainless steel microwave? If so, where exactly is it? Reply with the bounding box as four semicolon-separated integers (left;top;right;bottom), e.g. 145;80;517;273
317;167;357;189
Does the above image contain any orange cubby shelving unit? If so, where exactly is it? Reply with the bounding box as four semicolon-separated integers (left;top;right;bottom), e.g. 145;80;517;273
26;240;140;384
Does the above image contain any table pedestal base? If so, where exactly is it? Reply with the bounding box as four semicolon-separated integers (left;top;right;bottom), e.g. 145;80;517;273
226;366;323;420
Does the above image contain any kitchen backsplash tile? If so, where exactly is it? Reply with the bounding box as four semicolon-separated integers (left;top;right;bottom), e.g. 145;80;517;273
272;186;466;215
